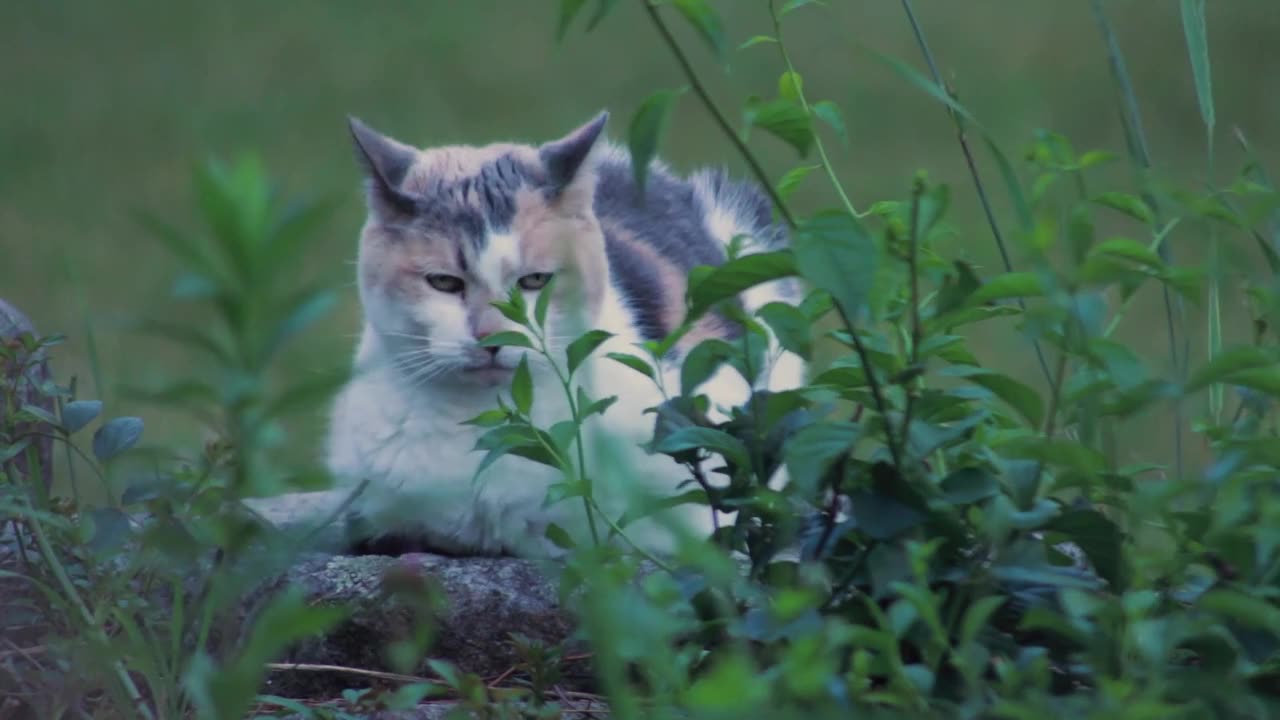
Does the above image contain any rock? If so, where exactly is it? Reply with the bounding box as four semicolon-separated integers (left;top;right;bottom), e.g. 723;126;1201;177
0;299;54;491
252;551;578;700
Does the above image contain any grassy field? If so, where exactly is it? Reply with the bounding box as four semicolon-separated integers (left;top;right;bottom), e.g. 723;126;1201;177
2;1;1278;483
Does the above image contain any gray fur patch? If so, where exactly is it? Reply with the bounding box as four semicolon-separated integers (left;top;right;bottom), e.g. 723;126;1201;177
410;154;536;251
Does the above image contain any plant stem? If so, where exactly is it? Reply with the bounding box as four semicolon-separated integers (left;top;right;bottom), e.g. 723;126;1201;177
768;0;859;218
642;0;796;228
1089;0;1185;479
836;308;905;472
899;182;924;454
26;501;155;720
898;0;1054;390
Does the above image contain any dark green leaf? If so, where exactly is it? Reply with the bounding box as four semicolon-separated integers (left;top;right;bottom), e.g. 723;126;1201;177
1184;346;1273;392
811;100;848;146
1198;590;1280;633
533;275;558;329
85;507;132;554
784;421;858;495
849;491;924;540
555;0;589;41
566;329;614;375
606;352;656;381
672;0;726;57
616;489;708;530
792;210;877;321
743;97;813;156
967;273;1046;305
463;409;509;428
92;416;144;462
1092;192;1155;225
628;88;685;194
1046;508;1126;589
941;467;999;505
939;365;1043;426
757;301;811;359
686;250;796;321
653;426;750;468
1179;0;1214;135
545;522;576;549
680;339;736;396
512;357;533;415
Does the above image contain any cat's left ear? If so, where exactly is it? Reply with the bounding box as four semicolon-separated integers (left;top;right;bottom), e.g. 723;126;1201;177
539;111;609;192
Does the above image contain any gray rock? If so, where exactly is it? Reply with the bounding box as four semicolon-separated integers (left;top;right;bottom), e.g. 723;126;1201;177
253;551;578;700
0;298;54;491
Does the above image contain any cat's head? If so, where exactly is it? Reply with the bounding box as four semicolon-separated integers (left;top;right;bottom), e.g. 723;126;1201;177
348;112;610;388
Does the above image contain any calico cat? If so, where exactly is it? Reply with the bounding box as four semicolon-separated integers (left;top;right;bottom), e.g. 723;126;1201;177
325;111;804;558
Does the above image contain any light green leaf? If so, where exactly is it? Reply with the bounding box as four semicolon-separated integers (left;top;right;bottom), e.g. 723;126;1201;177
743;97;813;156
672;0;726;57
1179;0;1214;136
811;100;849;146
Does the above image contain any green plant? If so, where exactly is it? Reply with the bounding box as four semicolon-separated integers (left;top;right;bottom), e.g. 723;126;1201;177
0;156;350;719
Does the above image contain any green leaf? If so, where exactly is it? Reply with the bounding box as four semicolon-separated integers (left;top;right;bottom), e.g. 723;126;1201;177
1000;438;1107;474
1198;590;1280;633
682;655;764;711
533;275;558;329
92;417;144;462
1088;237;1166;270
680;338;735;396
512;357;533;415
566;329;614;375
966;272;1046;305
544;522;576;549
1092;192;1155;225
777;70;803;102
811;100;849;146
784;421;859;495
606;352;656;381
477;330;535;350
738;34;777;50
555;0;589;41
653;426;751;469
941;467;999;505
757;301;811;359
1184;346;1273;392
849;491;924;540
776;164;821;202
1046;508;1126;589
960;594;1008;647
743;97;813;156
672;0;725;56
1179;0;1214;136
779;0;823;15
85;507;132;555
462;409;509;428
616;489;708;531
686;250;796;320
628;88;685;194
792;210;877;321
939;365;1043;426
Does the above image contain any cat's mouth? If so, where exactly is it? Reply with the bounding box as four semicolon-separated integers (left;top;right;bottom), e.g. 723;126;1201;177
460;363;515;385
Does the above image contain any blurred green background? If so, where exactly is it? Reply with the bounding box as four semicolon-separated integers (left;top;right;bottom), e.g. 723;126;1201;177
2;1;1277;480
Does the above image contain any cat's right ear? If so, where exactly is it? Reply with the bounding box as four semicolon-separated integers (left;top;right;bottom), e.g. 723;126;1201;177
348;116;419;219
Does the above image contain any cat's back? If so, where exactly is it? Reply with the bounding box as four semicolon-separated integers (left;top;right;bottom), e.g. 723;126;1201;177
589;145;786;341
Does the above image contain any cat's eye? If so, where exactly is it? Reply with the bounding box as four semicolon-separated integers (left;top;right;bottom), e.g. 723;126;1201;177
517;272;554;291
425;274;465;294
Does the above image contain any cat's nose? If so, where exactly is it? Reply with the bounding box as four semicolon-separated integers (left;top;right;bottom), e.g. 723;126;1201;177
484;345;500;359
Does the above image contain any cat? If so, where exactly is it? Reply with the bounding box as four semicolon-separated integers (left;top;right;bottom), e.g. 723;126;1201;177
324;110;805;558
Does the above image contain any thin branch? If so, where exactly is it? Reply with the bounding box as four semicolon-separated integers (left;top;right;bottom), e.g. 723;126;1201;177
642;0;796;228
768;0;859;218
898;0;1054;389
899;182;924;454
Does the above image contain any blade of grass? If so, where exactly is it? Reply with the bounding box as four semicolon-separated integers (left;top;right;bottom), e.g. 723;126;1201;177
894;0;1053;389
1179;0;1221;421
1090;0;1186;478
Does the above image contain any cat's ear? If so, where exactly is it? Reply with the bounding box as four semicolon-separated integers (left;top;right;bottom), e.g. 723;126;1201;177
348;116;419;218
539;111;609;192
